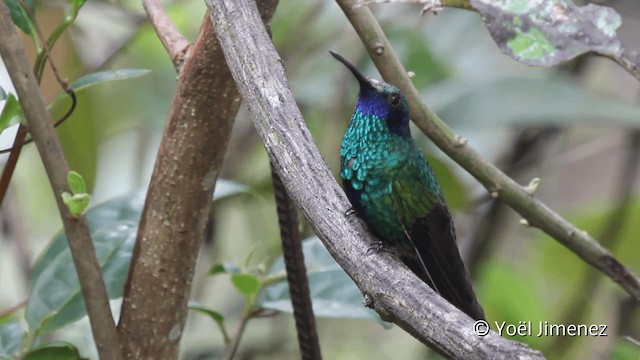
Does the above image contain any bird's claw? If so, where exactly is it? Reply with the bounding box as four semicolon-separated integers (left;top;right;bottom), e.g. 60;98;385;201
366;241;391;255
344;207;357;216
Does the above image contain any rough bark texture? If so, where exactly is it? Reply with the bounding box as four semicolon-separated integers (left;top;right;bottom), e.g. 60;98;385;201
0;4;120;359
117;3;279;358
206;1;544;358
117;17;240;359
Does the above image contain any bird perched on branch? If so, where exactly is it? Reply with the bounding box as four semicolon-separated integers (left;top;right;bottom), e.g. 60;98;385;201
330;51;485;321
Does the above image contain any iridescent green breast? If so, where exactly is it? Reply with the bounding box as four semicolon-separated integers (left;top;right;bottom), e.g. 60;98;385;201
340;111;412;244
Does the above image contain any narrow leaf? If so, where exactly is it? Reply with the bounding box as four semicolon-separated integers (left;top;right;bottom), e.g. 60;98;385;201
189;304;224;323
26;222;137;334
68;69;151;92
188;302;230;344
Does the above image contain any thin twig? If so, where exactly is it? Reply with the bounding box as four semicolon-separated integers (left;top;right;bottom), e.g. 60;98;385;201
0;0;77;205
0;126;28;207
0;4;120;359
336;0;640;302
221;312;251;360
141;0;190;68
17;0;68;89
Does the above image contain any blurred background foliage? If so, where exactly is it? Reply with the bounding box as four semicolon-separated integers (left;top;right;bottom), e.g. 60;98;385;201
1;0;640;359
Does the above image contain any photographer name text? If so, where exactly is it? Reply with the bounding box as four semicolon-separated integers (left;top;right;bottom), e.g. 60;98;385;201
494;321;607;337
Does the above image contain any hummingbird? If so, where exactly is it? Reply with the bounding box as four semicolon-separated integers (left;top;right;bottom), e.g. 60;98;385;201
330;51;485;321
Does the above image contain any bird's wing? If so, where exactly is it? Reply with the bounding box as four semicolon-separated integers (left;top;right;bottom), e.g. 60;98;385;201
391;159;486;321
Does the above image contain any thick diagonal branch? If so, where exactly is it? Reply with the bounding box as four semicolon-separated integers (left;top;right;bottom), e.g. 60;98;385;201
205;0;544;358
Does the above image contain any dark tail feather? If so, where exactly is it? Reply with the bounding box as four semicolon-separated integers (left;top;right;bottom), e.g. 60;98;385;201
402;203;486;321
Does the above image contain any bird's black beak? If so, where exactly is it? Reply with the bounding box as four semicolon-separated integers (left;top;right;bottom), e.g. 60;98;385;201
329;51;380;91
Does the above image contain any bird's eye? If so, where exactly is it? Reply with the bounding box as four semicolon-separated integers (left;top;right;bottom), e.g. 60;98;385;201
388;93;401;107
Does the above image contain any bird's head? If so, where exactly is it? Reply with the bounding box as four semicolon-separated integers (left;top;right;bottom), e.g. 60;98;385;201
330;51;410;138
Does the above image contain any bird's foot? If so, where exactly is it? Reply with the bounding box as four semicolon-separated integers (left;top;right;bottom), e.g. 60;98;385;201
344;207;357;217
366;241;392;255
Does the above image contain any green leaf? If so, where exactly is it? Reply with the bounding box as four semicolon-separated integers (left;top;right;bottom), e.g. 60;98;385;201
24;342;84;360
208;262;241;276
31;181;247;281
68;69;151;93
231;274;261;298
61;193;91;218
0;94;22;134
66;171;87;194
0;87;6;101
189;303;224;323
0;321;22;358
5;0;35;35
26;221;137;334
260;237;385;325
188;302;229;343
424;76;640;129
27;180;249;333
470;0;622;66
31;191;145;282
